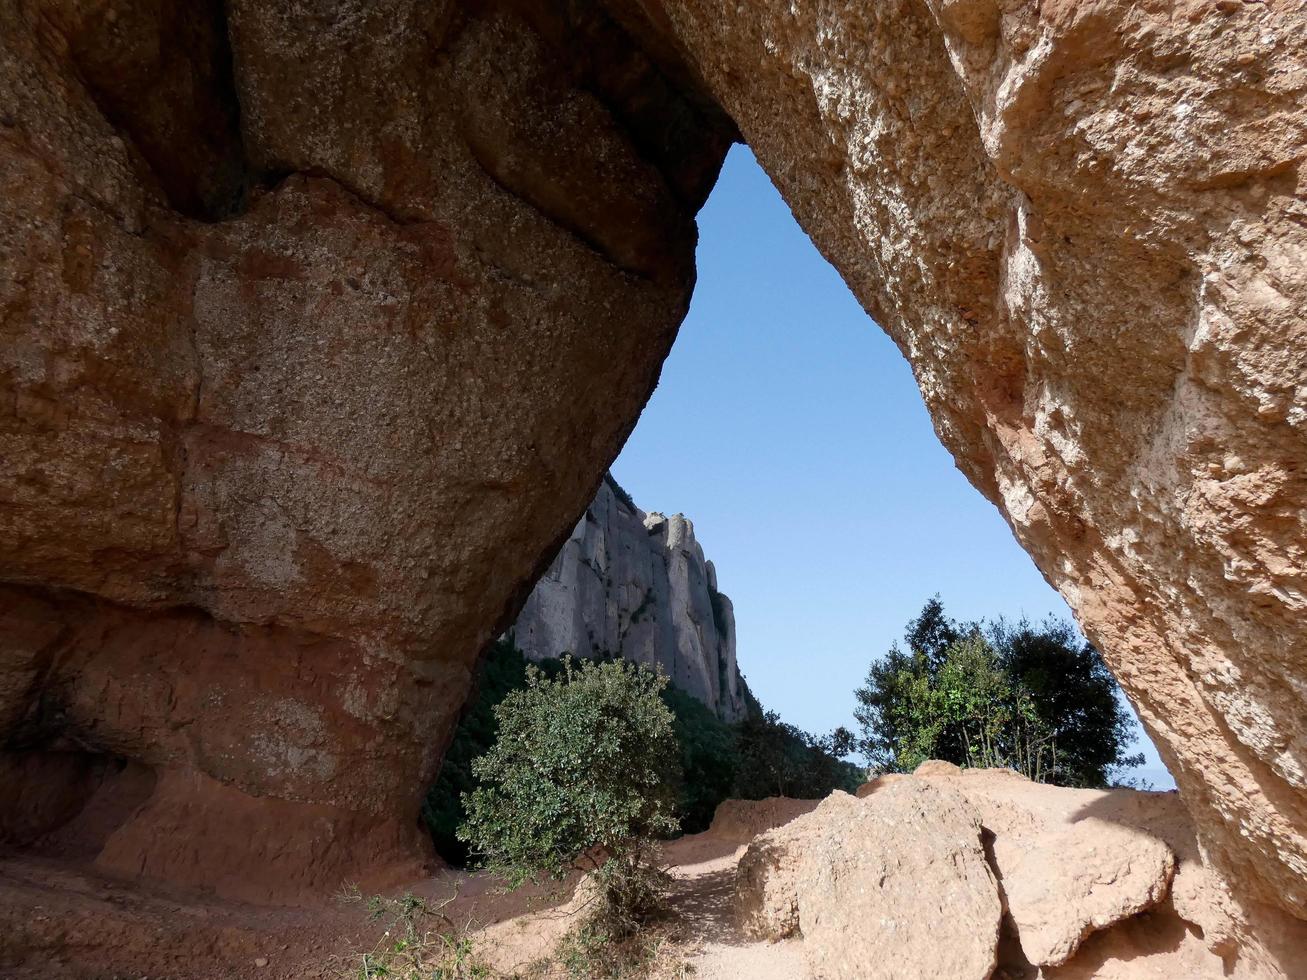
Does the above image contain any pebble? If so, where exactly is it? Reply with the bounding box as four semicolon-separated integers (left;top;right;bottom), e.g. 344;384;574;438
254;957;269;968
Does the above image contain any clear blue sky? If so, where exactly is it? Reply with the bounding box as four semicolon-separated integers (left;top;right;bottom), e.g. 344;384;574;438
612;146;1172;789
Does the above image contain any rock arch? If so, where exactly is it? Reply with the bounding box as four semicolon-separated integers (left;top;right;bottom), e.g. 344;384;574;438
2;0;1305;943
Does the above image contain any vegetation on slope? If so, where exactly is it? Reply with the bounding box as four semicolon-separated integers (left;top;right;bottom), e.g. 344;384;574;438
424;641;859;864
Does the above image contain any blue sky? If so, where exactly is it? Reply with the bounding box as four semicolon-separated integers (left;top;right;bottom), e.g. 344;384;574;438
612;146;1172;789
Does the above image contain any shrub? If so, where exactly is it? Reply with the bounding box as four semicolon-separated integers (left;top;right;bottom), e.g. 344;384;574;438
421;640;529;865
733;710;862;799
426;645;862;861
457;657;681;928
337;886;489;980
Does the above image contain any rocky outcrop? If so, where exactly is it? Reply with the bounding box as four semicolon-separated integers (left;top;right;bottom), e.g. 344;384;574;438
0;0;733;901
738;781;1003;980
753;766;1307;979
511;474;748;721
651;0;1307;926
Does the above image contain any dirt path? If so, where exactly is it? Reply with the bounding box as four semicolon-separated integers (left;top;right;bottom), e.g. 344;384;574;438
0;827;806;978
660;840;808;980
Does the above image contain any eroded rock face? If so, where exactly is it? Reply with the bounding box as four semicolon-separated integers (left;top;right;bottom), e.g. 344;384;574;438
651;0;1307;922
913;766;1179;968
511;474;748;720
770;769;1306;978
0;0;732;901
4;0;1307;942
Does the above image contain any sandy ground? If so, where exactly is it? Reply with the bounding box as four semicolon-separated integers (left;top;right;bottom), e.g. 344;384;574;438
0;828;803;979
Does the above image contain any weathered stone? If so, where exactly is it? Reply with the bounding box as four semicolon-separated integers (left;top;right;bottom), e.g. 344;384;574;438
738;783;1002;980
651;0;1307;924
0;0;732;901
511;474;748;720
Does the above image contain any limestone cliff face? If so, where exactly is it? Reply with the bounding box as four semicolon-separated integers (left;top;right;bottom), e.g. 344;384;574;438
511;476;748;722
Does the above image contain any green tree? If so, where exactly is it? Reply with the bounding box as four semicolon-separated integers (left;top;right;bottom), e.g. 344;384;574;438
457;657;681;926
734;710;862;799
990;616;1144;786
854;599;1141;785
421;639;529;864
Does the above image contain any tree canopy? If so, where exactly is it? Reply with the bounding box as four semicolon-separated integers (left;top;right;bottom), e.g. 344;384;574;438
854;597;1143;786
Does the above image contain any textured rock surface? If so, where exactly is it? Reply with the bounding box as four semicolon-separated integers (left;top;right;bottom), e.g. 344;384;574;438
705;796;819;845
0;0;732;900
915;767;1177;968
652;0;1307;923
738;782;1003;980
511;474;748;719
758;768;1307;978
5;0;1307;946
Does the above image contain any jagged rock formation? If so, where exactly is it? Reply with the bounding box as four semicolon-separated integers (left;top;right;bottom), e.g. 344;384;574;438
742;765;1306;979
2;0;1307;956
0;0;733;902
511;474;748;721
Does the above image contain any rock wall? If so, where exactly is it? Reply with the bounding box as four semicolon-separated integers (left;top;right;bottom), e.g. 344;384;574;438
650;0;1307;925
511;474;748;721
0;0;733;902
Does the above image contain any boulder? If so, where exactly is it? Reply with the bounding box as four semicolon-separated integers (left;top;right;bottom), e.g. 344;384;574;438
706;796;820;844
738;782;1002;980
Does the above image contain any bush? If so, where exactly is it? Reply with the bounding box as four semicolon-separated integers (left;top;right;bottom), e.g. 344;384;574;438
854;597;1143;785
457;657;681;927
733;710;862;799
421;640;529;865
662;683;740;832
426;644;861;861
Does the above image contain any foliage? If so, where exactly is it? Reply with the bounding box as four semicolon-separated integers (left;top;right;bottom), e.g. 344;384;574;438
661;683;740;833
337;886;489;980
854;597;1143;786
990;616;1144;787
422;640;530;865
457;657;681;897
603;472;638;513
733;710;862;799
426;645;859;860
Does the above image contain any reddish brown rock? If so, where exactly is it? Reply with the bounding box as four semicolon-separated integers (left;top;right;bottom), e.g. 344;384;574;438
0;0;732;902
5;3;1307;963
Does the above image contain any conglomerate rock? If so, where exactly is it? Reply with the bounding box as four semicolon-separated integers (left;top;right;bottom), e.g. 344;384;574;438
764;768;1305;978
0;0;733;901
4;0;1307;955
650;0;1307;926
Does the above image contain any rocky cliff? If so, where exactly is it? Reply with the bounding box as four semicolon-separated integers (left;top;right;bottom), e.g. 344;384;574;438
0;0;734;903
511;475;748;722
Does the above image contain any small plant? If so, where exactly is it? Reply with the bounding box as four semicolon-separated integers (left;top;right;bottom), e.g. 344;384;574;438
458;657;681;935
338;886;490;980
